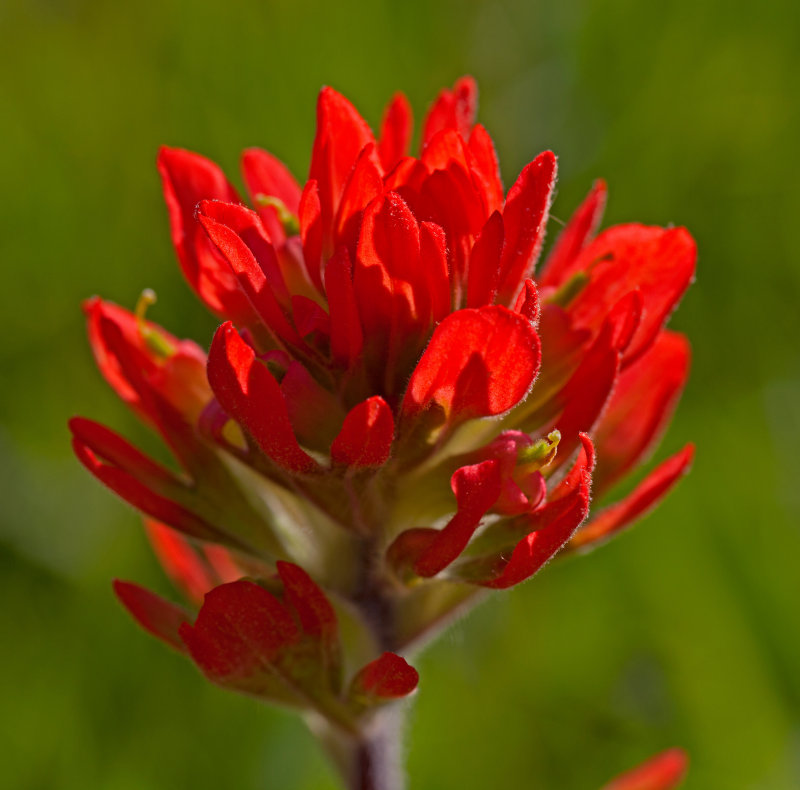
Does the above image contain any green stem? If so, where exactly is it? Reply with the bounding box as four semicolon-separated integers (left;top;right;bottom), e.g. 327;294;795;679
309;706;408;790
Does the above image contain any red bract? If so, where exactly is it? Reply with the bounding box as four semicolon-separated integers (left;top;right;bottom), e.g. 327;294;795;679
114;563;416;726
73;78;695;787
602;748;688;790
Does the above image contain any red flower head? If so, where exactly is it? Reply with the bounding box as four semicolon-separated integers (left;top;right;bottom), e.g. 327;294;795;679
72;78;695;773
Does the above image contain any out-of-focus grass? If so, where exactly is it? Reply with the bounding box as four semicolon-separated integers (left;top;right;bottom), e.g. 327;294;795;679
1;0;798;788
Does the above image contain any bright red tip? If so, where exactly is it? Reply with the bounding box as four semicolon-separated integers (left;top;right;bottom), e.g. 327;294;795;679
422;76;478;149
331;396;395;468
157;147;254;322
309;86;375;258
602;748;688;790
351;652;419;700
571;444;695;551
540;178;607;286
593;330;691;496
379;92;413;172
497;150;557;305
113;580;191;654
197;200;301;348
206;322;319;474
241;147;302;243
388;458;503;579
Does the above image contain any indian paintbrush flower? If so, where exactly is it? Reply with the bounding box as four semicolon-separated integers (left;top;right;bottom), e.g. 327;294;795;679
71;77;695;790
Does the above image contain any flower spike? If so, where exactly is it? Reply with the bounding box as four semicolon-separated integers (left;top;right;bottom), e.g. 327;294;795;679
75;78;695;786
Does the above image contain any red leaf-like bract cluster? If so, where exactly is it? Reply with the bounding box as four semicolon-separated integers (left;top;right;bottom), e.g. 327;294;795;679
73;78;695;748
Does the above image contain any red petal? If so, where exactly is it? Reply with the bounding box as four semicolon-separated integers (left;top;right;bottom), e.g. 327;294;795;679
421;76;478;149
334;143;384;253
412;460;503;577
403;306;540;424
88;316;213;473
419;221;451;325
84;297;208;423
69;416;175;488
241;148;302;213
71;432;222;542
468;124;504;214
354;192;430;383
276;561;339;680
145;519;221;605
197;200;302;348
473;430;546;515
571;445;694;551
180;579;300;680
378;92;413;172
480;434;595;588
496;150;557;304
324;247;364;368
520;295;640;458
114;580;191;653
593;331;690;495
466;210;504;308
601;748;688;790
206;322;318;474
157;147;253;322
539;179;607;286
309;87;375;253
202;544;244;586
241;147;301;243
549;331;619;459
84;297;159;411
419;177;480;292
330;396;395;468
290;295;331;339
514;278;541;324
351;652;419;699
566;224;696;362
299;179;324;291
279;360;343;449
277;562;337;637
422;128;471;173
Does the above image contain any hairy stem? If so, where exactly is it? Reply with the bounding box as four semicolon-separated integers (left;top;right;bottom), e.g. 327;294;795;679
351;707;406;790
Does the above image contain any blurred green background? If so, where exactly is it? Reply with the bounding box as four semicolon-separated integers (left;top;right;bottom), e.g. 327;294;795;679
2;0;799;787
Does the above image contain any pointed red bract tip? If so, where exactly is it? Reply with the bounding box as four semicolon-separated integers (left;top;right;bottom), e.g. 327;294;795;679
331;396;395;468
540;178;608;286
144;520;219;605
412;460;503;578
422;75;478;149
157;147;254;322
206;322;319;474
379;92;413;172
593;330;691;496
497;150;557;305
571;444;695;551
351;652;419;700
602;748;688;790
241;147;302;244
309;86;375;248
113;579;191;654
